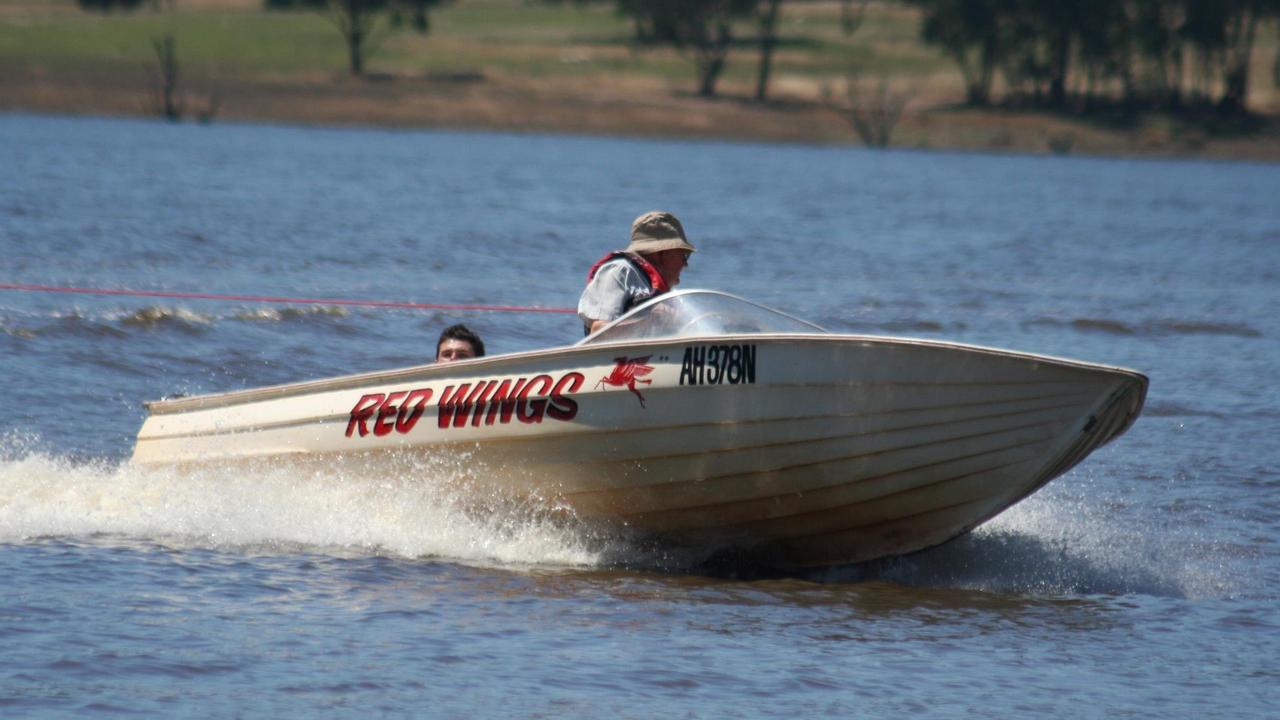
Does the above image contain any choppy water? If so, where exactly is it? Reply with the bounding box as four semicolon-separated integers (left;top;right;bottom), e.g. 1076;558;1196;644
1;113;1277;718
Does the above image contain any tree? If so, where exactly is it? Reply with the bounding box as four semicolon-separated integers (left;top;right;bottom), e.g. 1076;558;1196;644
1179;0;1280;114
1035;0;1080;108
329;0;381;76
1120;0;1187;108
1216;0;1274;113
618;0;756;97
754;0;782;101
913;0;1007;106
1274;21;1280;89
746;0;869;104
753;0;864;102
1070;0;1127;107
266;0;446;76
990;0;1086;109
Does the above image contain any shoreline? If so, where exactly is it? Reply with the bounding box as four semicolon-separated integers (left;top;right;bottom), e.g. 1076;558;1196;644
4;70;1279;163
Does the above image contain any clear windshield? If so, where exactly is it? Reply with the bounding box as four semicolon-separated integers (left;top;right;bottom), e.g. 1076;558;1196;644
578;290;826;345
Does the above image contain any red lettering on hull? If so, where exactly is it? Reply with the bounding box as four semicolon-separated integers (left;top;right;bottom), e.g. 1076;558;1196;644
436;383;473;428
346;393;385;437
483;378;526;426
517;375;553;424
548;372;584;421
345;371;587;439
396;388;433;433
374;391;407;436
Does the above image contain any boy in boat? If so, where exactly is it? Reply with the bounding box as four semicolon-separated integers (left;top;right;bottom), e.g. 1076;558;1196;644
436;324;484;362
578;211;695;335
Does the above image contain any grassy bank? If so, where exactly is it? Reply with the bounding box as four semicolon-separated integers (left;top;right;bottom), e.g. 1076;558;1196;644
3;0;1278;160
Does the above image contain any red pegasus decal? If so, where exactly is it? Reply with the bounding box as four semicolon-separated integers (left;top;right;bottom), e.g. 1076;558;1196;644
597;356;655;408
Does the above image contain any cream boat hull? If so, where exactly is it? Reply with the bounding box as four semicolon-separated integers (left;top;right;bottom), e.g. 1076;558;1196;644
132;332;1146;570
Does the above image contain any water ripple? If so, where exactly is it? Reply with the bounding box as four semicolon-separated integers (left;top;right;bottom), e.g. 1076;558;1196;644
1026;316;1263;338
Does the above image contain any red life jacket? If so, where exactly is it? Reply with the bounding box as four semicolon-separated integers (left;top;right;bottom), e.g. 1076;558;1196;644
582;252;670;335
585;251;670;297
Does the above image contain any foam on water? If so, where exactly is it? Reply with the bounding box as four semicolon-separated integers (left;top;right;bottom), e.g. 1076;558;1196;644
4;431;1230;598
0;436;604;569
231;306;351;322
115;306;216;331
0;304;358;339
862;476;1242;600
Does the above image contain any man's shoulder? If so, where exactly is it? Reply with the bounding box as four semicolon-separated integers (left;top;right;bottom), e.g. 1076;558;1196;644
592;256;645;281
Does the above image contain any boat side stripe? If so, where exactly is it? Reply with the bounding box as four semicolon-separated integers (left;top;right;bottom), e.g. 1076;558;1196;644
135;386;1096;444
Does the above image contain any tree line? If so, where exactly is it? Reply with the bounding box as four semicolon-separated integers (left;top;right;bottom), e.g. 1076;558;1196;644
74;0;1280;115
911;0;1280;114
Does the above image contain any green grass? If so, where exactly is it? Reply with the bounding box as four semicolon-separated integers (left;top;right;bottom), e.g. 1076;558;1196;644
1;11;343;74
0;0;946;88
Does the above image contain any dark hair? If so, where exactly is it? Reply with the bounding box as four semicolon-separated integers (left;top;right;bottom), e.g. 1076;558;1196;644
436;324;485;358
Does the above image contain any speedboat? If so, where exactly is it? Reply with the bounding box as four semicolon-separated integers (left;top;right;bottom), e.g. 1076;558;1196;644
131;290;1147;570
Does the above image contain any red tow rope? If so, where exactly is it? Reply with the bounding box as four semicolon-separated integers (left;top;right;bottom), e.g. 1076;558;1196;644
0;282;576;315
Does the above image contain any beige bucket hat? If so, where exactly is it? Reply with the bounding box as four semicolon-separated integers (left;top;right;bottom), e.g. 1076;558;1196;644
625;211;696;255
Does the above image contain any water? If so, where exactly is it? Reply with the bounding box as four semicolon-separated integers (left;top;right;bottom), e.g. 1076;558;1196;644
2;113;1278;717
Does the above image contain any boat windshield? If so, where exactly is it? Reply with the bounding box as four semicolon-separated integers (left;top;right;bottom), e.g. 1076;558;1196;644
578;290;826;345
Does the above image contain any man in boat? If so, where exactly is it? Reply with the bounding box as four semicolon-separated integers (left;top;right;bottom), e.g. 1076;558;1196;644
436;324;485;362
578;210;695;335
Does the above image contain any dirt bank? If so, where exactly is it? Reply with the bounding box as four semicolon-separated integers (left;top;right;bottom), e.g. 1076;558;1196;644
5;53;1279;162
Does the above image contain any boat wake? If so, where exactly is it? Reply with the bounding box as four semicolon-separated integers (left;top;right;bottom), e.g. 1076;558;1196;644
0;436;604;569
0;436;1234;599
817;485;1237;600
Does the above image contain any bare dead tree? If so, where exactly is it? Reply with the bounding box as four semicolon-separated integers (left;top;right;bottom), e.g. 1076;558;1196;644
147;32;222;123
826;70;913;148
150;33;183;121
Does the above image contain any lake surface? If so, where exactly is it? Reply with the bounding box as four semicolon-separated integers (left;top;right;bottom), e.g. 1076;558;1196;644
1;113;1277;718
